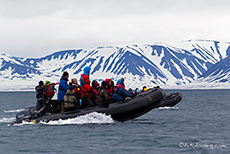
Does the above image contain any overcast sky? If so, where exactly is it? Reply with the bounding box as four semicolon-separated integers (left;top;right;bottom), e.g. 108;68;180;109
0;0;230;58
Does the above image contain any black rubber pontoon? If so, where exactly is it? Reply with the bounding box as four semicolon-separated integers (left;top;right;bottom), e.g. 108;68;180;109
11;87;165;125
157;92;182;108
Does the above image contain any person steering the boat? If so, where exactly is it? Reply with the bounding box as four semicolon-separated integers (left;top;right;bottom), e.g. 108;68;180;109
112;78;133;103
35;81;46;111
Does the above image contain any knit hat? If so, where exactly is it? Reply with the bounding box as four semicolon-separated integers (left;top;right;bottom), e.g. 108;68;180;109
102;81;108;87
39;81;44;86
92;80;100;89
45;81;51;86
142;86;148;91
62;71;69;77
105;78;111;84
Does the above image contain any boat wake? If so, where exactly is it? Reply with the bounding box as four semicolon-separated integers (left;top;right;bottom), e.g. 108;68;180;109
0;117;15;123
4;109;24;113
12;121;36;126
1;117;34;127
40;112;114;125
6;112;114;126
157;106;179;110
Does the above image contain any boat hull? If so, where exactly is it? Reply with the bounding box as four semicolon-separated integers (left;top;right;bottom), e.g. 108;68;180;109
12;87;165;124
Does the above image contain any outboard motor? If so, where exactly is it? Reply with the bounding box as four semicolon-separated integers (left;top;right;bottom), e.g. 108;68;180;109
16;107;37;123
16;109;32;123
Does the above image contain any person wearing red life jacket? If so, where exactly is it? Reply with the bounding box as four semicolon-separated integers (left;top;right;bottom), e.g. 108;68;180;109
105;78;114;99
71;78;81;99
80;71;94;108
44;81;56;99
43;80;57;113
91;80;99;104
79;66;91;86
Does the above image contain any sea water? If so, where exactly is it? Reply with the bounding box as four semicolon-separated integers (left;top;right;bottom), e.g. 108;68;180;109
0;90;229;154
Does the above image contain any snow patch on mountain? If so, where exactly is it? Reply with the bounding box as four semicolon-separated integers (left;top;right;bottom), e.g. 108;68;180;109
1;40;230;91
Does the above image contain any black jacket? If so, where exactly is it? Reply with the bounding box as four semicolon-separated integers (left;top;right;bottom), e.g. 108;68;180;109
35;85;45;101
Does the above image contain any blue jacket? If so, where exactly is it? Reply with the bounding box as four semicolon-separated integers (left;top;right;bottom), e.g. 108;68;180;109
83;66;91;76
112;85;133;102
58;76;70;102
80;66;91;85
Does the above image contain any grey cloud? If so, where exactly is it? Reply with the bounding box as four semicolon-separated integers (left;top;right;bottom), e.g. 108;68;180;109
0;0;230;57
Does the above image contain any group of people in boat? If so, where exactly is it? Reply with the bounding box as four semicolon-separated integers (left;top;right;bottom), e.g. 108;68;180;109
35;66;148;114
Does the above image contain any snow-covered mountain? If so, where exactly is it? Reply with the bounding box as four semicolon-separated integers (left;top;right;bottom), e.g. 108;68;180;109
1;39;230;90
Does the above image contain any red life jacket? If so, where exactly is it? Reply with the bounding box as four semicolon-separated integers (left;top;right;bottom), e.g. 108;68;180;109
105;78;114;99
81;74;91;98
44;83;56;99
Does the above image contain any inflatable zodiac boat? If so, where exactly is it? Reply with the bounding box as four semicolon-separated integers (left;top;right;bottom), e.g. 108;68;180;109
11;87;165;125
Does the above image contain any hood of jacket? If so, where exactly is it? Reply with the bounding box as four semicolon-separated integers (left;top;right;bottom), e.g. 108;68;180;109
117;79;122;85
105;78;111;84
83;66;91;76
117;78;124;86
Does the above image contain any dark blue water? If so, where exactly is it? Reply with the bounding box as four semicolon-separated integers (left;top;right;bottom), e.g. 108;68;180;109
0;90;229;154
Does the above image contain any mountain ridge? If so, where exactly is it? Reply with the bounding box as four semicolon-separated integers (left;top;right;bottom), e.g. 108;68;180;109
1;39;230;90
